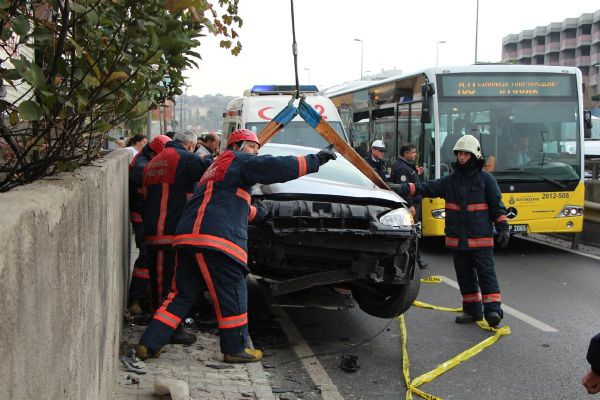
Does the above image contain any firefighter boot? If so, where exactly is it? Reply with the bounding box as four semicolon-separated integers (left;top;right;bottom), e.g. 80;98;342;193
485;312;501;328
169;324;197;345
455;313;483;324
128;299;144;316
223;348;263;364
135;344;161;361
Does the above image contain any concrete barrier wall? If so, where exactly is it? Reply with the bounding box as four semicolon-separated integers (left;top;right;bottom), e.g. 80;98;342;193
0;150;129;400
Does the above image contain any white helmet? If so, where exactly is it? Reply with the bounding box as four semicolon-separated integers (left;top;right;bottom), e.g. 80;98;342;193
453;135;482;159
371;140;386;152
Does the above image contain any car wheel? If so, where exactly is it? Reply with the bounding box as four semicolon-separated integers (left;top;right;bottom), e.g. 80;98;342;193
351;266;421;318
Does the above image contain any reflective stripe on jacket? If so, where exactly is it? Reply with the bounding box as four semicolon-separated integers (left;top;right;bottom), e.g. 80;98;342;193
142;141;211;248
409;168;508;250
174;150;320;268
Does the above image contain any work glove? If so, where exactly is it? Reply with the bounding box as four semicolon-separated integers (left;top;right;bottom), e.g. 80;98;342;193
254;200;273;221
316;144;337;166
387;182;409;196
495;229;510;248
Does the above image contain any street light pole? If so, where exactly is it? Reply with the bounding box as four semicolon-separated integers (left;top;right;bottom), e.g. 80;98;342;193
436;40;447;67
474;0;479;63
354;38;363;80
304;68;311;84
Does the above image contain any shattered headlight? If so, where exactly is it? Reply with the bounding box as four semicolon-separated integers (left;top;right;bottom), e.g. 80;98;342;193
379;207;414;227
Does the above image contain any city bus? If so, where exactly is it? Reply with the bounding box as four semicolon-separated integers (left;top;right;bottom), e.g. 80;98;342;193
324;65;587;236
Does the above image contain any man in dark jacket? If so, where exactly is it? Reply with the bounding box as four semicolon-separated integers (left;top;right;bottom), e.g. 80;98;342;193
390;135;510;327
391;143;427;269
136;129;337;363
583;332;600;394
127;135;172;315
142;130;211;329
364;139;390;182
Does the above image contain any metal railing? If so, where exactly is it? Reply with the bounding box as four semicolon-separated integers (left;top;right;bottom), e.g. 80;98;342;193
586;159;600;180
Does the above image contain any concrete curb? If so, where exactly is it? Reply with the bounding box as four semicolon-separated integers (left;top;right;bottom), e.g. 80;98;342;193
247;337;276;400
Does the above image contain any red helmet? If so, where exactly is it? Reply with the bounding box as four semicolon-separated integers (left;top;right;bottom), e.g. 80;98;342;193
148;135;171;154
227;129;260;148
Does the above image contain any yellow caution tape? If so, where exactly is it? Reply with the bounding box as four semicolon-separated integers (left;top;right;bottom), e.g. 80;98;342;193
413;300;462;313
420;276;443;283
399;302;511;399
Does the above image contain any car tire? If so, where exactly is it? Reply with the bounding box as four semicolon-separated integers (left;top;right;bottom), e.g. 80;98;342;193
351;265;421;318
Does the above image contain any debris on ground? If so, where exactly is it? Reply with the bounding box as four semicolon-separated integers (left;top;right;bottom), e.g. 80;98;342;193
339;354;360;372
154;377;190;400
120;349;147;375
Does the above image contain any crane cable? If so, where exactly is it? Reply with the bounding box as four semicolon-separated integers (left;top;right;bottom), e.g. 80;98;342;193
290;0;300;99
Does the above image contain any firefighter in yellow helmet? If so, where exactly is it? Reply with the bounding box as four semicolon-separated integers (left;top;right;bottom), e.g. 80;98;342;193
390;135;509;327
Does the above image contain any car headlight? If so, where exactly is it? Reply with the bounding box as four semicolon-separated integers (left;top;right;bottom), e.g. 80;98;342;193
379;208;414;227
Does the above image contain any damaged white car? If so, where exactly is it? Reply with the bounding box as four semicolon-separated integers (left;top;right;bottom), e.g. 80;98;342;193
249;143;421;318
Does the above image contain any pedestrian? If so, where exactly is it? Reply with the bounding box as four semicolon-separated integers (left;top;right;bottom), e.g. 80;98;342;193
364;139;390;182
126;133;148;157
583;332;600;394
136;129;337;363
391;143;428;269
142;130;212;344
389;135;510;327
128;135;172;316
196;131;221;157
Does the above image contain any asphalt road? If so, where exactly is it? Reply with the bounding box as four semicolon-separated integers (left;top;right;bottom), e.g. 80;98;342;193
249;237;600;400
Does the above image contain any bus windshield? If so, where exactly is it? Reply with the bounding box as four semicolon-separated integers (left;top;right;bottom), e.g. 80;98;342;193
245;121;346;148
437;98;581;182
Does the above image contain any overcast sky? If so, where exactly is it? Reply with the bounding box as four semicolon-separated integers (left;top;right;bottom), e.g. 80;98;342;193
184;0;600;97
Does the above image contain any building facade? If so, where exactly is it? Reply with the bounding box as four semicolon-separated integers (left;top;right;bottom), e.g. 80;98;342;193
501;9;600;111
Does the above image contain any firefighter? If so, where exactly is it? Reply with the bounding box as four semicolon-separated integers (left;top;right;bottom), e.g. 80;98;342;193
136;128;337;363
142;130;212;343
364;139;390;182
128;135;172;316
389;135;510;327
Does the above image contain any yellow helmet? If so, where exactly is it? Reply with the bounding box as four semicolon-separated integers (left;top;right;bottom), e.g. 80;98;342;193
453;135;482;159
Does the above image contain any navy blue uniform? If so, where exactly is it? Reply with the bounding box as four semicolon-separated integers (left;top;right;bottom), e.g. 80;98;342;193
140;150;320;355
364;155;389;182
397;162;508;317
391;157;425;265
142;141;211;308
128;146;153;301
589;333;600;375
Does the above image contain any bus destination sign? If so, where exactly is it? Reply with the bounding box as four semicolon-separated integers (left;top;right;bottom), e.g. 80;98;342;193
440;74;574;97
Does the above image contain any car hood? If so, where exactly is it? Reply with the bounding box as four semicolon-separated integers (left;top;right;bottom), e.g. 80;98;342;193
252;176;406;207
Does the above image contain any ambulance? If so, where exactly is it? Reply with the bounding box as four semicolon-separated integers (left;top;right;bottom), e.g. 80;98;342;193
222;85;348;147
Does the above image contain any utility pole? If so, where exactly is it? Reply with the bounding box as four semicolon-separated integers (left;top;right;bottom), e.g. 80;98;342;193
474;0;479;64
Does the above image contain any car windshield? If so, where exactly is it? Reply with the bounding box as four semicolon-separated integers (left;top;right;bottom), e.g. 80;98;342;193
246;121;346;148
260;144;376;188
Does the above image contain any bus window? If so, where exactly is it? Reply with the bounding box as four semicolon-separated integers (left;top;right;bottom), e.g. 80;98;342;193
374;119;396;167
351;120;369;156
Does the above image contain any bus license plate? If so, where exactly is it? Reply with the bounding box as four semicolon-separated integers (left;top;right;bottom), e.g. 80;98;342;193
509;224;528;233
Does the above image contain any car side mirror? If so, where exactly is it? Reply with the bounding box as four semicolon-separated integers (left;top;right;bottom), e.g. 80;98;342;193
420;83;435;124
584;109;592;139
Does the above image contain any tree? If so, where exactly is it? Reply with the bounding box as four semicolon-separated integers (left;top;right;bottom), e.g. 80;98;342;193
0;0;242;191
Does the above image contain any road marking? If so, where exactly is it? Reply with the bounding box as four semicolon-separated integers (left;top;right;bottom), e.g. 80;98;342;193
271;306;344;400
516;235;600;262
438;275;559;332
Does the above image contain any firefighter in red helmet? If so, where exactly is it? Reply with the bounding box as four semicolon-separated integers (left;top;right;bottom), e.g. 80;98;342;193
127;135;172;316
137;129;337;363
